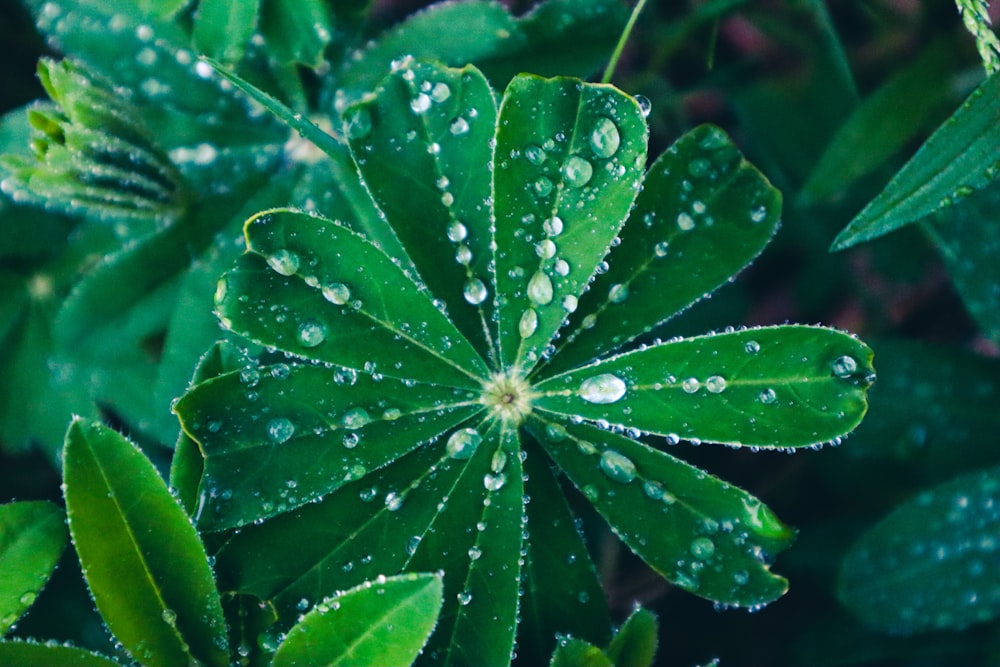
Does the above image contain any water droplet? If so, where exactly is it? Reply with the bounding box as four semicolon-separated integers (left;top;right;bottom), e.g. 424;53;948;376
562;294;578;312
561;155;593;187
463;278;488;305
535;239;557;259
758;388;777;404
18;592;36;607
554;259;570;276
690;537;716;559
750;206;767;223
342;432;360;449
519;309;538;338
406;536;421;555
342;407;371;429
687;158;711;178
705;375;727;394
534;177;553;196
267;249;300;276
385;491;403;511
446;221;468;242
608;283;629;303
441;192;454;206
449;117;470;135
468;546;482;560
524;144;546;165
297;320;327;347
455;244;473;265
430;81;451;102
635;94;652;117
590;117;621;158
652;240;669;258
527;271;553;305
457;591;473;606
831;355;858;378
543;215;564;236
545;423;568;441
410;93;431;114
677;212;695;231
744;340;760;354
579;374;627;404
446;427;482;459
643;480;665;500
682;377;701;393
267;418;295;443
161;608;177;626
322;283;351;305
600;450;637;483
483;473;507;491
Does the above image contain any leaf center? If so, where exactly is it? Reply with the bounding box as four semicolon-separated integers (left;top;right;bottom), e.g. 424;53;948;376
481;371;535;425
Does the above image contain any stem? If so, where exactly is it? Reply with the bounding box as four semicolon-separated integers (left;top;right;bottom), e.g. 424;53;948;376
601;0;649;84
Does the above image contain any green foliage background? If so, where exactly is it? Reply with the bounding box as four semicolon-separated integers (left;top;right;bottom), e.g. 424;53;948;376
0;0;998;665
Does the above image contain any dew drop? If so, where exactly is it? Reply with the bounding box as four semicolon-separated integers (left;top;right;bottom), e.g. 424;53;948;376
527;271;554;305
635;94;652;117
464;279;488;305
267;418;295;444
687;157;711;178
524;144;546;165
682;377;701;393
449;117;470;135
608;283;629;303
468;546;482;560
543;215;564;236
406;536;421;555
690;537;716;559
590;117;621;158
385;492;403;511
831;355;858;378
750;206;768;223
600;450;637;483
430;81;451;102
545;423;568;441
561;155;594;187
705;375;727;394
322;283;351;305
446;427;482;459
457;591;473;606
342;407;371;429
534;177;553;196
342;432;360;449
653;241;669;258
579;374;627;404
562;294;578;312
447;221;468;242
554;259;570;276
535;239;557;259
410;93;431;114
758;388;777;404
297;320;327;347
677;212;695;231
267;249;300;276
455;244;473;265
483;473;507;491
519;309;538;338
744;340;760;354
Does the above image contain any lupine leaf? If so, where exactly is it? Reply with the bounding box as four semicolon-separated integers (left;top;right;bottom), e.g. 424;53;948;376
606;607;658;667
493;73;647;370
838;465;1000;633
535;326;874;449
63;419;228;667
0;502;67;635
345;61;498;361
260;0;333;69
832;72;1000;250
193;0;259;64
543;124;781;374
0;641;120;667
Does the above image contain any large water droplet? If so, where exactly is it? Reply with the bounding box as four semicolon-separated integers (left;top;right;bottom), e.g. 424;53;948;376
447;221;468;242
322;283;351;305
342;407;371;429
464;278;488;305
682;377;701;393
267;249;300;276
677;212;695;231
410;93;431;114
524;144;546;165
534;177;553;196
457;591;473;606
483;473;507;491
832;355;858;378
267;418;295;444
297;320;327;347
430;81;451;102
527;271;554;305
750;205;767;223
579;374;627;404
543;215;564;236
705;375;727;394
519;309;538;338
600;449;637;483
385;491;403;511
758;388;777;404
446;427;482;459
535;239;557;259
744;340;760;354
561;155;593;187
608;283;629;303
450;117;470;135
590;117;621;158
635;94;652;117
690;537;716;559
468;546;482;560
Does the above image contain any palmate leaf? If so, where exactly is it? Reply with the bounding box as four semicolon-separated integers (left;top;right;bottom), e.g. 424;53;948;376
63;419;228;667
0;501;67;635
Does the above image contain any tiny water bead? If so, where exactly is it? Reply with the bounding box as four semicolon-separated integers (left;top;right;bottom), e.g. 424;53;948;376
561;155;593;187
832;355;858;378
267;418;295;444
266;249;300;276
690;537;716;559
653;240;670;258
463;278;488;305
750;205;768;223
446;427;482;459
579;373;627;404
590;117;621;158
600;449;637;483
297;320;327;347
758;388;777;404
527;271;554;305
322;283;350;305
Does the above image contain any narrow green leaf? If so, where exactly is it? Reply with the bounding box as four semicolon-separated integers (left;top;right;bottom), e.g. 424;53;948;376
0;640;120;667
535;326;874;449
532;419;795;607
136;0;191;19
175;363;483;530
272;573;443;667
260;0;333;68
493;74;647;370
544;124;781;374
220;208;489;387
606;607;658;667
345;61;498;361
0;501;67;635
923;180;1000;345
832;73;1000;250
550;638;613;667
193;0;259;64
517;441;610;664
838;465;1000;633
63;419;228;667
